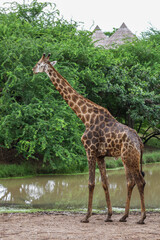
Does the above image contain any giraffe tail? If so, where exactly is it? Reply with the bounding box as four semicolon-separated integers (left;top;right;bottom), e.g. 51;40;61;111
140;149;145;177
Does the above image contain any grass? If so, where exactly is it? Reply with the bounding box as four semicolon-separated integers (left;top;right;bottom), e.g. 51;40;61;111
105;151;160;169
0;150;159;178
0;162;54;179
143;151;160;164
0;207;160;214
0;163;34;178
0;136;159;178
105;158;123;169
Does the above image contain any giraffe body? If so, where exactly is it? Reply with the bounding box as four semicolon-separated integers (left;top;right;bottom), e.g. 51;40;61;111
32;54;146;224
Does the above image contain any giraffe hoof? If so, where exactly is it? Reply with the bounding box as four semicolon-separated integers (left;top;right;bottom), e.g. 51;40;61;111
105;218;113;222
137;220;145;224
119;218;127;222
81;219;89;223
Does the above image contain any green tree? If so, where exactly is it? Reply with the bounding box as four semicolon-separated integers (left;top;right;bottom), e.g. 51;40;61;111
0;1;159;174
108;36;160;143
0;0;89;172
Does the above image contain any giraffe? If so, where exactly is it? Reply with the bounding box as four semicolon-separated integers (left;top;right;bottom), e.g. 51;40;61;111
32;53;146;224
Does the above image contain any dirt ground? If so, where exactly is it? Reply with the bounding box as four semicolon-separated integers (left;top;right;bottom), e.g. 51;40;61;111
0;212;160;240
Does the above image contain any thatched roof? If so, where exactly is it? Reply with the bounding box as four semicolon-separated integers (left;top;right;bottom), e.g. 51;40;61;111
92;25;109;47
92;23;135;49
105;23;135;48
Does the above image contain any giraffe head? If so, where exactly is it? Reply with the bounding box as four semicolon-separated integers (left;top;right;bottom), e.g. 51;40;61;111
32;53;57;74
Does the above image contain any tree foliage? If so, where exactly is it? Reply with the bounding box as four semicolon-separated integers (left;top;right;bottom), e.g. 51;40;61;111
0;1;159;172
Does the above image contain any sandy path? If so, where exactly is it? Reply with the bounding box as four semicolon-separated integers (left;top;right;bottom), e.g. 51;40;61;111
0;212;160;240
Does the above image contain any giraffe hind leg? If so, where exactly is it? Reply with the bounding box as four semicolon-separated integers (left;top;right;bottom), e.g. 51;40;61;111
120;166;146;224
134;171;146;224
119;179;135;222
119;165;136;222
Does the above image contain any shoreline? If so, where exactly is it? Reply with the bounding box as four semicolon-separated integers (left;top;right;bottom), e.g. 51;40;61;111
1;207;160;214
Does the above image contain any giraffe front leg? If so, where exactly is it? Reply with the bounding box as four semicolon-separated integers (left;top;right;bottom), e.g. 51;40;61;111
97;158;113;222
81;153;96;223
81;183;95;223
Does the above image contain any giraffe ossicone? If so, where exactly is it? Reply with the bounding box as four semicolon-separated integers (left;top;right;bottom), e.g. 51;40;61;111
32;53;146;224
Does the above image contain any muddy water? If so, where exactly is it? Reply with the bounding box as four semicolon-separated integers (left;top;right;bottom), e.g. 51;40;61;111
0;163;160;210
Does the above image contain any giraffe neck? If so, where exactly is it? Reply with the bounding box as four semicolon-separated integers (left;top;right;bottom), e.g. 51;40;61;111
46;64;114;128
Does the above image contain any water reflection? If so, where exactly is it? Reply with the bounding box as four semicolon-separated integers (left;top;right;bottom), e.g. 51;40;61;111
0;163;160;210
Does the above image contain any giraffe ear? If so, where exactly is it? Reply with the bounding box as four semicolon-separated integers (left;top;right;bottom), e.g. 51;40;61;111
42;53;46;59
50;61;57;67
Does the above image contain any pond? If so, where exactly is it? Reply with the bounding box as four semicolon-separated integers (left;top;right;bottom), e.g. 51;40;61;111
0;163;160;211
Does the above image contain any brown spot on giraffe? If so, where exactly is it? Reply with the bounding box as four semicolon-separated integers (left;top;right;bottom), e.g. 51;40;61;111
68;87;73;94
82;105;87;114
32;53;146;224
70;102;74;108
85;114;90;122
56;78;60;83
72;94;78;103
73;105;81;114
78;99;84;106
61;81;67;87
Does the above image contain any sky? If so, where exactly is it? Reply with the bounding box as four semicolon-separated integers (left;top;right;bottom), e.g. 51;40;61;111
1;0;160;36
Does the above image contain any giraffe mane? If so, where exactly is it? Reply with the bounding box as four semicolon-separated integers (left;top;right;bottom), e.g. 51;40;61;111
47;60;113;116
